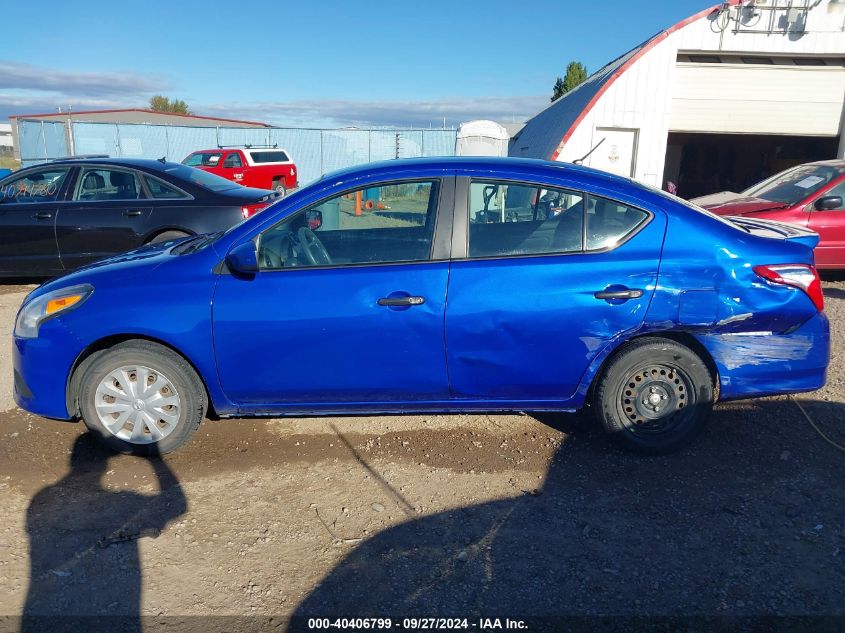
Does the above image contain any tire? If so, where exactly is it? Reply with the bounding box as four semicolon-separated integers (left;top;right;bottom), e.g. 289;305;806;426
77;340;206;455
593;337;714;454
148;230;190;245
272;180;287;197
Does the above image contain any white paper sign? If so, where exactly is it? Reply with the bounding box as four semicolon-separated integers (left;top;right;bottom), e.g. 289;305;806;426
794;176;825;189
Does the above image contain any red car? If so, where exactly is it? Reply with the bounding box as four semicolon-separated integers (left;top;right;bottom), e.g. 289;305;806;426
693;160;845;268
182;147;298;196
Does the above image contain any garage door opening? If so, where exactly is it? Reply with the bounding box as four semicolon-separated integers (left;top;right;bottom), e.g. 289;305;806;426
663;132;839;199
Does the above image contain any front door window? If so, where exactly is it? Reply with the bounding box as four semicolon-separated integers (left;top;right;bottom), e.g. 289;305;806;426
258;180;439;269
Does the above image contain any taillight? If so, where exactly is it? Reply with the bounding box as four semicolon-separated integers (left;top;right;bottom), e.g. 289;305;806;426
753;264;824;311
241;202;269;219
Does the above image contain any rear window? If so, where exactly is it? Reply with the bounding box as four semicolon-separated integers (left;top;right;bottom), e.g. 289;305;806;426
144;175;189;199
248;150;290;163
183;152;223;167
165;164;239;192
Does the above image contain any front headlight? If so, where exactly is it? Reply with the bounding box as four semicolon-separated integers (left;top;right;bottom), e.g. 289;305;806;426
14;284;94;339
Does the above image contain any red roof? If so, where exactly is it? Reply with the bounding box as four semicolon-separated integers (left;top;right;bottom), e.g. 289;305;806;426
8;108;270;128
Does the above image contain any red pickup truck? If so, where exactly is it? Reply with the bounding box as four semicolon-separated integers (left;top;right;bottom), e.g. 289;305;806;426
182;147;298;196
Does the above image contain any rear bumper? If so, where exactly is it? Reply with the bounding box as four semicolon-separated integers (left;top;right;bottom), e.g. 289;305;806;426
696;312;830;400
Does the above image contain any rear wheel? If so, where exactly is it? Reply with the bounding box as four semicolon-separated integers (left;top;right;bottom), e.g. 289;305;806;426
593;338;714;454
272;180;287;197
77;341;206;455
148;230;190;245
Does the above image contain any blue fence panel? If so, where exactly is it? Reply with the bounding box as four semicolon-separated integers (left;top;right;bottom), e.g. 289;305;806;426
43;121;69;159
420;131;457;157
72;122;119;156
398;131;423;158
369;131;399;162
217;127;271;149
320;130;370;175
269;128;323;185
116;123;168;159
166;126;219;163
19;121;457;178
18;119;69;164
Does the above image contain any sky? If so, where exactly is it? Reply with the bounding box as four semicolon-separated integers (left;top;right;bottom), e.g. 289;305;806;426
1;0;712;129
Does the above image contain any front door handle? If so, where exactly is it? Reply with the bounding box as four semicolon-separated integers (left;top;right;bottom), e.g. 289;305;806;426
594;288;643;300
124;210;143;217
33;212;52;220
377;296;425;307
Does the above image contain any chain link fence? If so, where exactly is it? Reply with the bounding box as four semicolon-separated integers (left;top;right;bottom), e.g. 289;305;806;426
17;120;457;185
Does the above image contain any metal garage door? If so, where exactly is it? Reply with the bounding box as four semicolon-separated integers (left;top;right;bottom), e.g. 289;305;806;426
669;62;845;136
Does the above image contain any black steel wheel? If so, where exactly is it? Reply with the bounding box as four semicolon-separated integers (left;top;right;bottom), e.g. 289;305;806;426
594;338;714;454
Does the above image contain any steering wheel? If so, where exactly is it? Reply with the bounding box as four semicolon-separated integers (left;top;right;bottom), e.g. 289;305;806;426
295;227;332;266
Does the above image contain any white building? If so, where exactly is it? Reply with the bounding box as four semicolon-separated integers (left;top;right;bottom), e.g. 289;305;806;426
511;0;845;198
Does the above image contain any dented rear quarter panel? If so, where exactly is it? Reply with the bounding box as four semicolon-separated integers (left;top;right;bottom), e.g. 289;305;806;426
643;198;829;400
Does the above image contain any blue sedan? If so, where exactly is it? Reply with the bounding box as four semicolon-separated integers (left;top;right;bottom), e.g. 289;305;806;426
12;157;830;454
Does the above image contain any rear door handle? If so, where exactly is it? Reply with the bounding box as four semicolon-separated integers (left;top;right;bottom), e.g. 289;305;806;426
594;289;643;300
33;212;52;220
377;296;425;307
124;210;143;217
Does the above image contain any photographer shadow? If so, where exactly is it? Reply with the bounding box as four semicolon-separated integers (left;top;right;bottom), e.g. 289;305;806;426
293;399;845;627
22;434;186;633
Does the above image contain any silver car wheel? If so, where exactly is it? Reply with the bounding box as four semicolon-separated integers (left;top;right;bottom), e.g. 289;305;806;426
94;365;181;444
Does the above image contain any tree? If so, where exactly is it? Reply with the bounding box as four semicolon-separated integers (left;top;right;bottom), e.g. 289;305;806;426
551;61;588;102
149;95;192;115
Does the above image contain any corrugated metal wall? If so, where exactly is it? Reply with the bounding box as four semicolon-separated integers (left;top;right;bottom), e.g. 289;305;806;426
18;120;457;185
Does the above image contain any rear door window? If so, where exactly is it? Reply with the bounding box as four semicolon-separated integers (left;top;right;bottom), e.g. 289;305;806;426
73;168;143;201
467;180;584;257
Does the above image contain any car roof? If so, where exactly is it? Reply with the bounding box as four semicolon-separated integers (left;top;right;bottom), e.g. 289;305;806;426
41;157;180;173
320;156;637;188
804;159;845;169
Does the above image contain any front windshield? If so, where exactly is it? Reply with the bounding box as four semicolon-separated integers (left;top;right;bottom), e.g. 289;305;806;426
164;164;238;193
743;164;843;205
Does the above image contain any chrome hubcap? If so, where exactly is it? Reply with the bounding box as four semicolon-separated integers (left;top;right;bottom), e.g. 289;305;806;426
94;365;181;444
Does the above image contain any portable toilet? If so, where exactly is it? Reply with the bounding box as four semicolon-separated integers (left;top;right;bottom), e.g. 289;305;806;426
455;120;510;157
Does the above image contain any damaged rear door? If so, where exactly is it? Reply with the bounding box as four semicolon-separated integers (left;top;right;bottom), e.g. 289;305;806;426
444;177;667;404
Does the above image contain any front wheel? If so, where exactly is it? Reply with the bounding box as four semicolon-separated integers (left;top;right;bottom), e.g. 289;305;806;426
593;338;714;454
77;341;206;455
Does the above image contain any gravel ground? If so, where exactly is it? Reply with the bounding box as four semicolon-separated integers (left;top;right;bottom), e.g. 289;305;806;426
0;277;843;631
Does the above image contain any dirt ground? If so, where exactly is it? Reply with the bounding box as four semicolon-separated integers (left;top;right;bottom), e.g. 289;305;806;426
0;277;844;631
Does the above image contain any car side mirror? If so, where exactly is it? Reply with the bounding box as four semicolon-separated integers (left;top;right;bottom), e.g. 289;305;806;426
815;196;843;211
305;210;323;230
226;240;259;275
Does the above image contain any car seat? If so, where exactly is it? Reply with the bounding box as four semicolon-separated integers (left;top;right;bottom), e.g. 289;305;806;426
109;171;138;199
79;172;106;200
